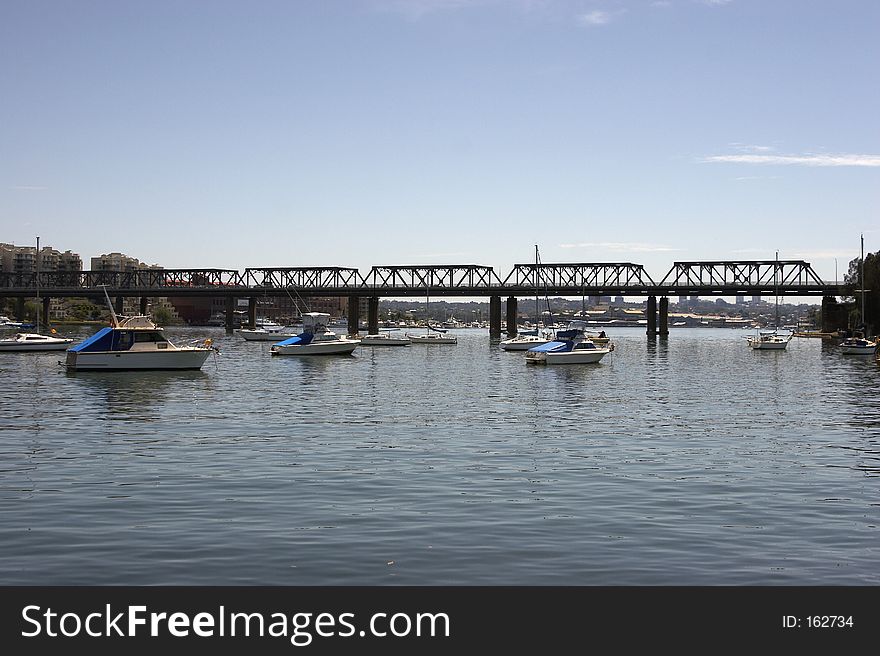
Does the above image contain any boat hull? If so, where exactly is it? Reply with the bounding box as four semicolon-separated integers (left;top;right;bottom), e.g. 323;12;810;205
66;348;212;370
360;335;411;346
271;341;359;355
408;334;457;344
839;345;877;355
526;349;610;364
0;340;73;352
747;340;790;350
499;337;551;351
237;329;297;341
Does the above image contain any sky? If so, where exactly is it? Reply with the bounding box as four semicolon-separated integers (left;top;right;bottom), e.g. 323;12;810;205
1;0;878;287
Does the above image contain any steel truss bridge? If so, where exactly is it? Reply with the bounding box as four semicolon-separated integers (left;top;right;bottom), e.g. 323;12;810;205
0;260;837;298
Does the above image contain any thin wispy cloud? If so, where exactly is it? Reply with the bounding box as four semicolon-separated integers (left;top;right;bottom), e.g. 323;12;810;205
577;9;627;26
700;0;733;6
728;143;775;153
10;185;48;191
372;0;480;20
560;242;678;253
702;153;880;167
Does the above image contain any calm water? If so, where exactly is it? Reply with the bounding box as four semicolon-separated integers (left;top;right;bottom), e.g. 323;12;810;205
1;327;878;585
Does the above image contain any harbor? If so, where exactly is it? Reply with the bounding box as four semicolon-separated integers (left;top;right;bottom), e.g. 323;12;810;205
1;325;878;584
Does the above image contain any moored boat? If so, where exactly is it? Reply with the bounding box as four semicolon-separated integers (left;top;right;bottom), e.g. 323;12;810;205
838;336;877;355
746;330;792;350
66;316;214;370
408;331;458;344
66;286;214;371
499;329;554;351
360;331;411;346
0;332;74;352
270;313;359;356
525;321;612;364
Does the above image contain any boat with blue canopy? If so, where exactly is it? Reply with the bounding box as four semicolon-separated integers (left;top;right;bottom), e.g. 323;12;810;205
270;312;359;355
65;288;214;370
525;321;612;364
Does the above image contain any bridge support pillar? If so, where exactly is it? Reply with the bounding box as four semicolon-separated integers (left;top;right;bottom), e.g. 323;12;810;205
506;296;518;337
16;297;25;321
225;297;235;332
248;297;257;328
347;296;360;337
489;295;502;339
42;297;50;329
115;296;124;317
646;296;657;337
368;296;379;335
140;297;148;315
659;297;669;336
821;295;846;333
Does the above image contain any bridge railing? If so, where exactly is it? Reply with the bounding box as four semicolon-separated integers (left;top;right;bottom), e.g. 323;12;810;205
365;265;502;290
240;268;362;289
501;263;656;289
0;261;839;295
657;261;826;290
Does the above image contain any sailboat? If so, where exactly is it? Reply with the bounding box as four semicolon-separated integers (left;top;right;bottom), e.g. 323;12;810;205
839;234;877;355
407;281;457;344
745;251;792;350
0;236;73;352
500;245;555;351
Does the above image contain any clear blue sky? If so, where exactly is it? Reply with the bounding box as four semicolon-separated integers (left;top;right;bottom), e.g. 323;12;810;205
2;0;877;285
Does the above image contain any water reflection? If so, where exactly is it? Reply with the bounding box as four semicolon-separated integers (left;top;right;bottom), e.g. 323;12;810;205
66;369;209;419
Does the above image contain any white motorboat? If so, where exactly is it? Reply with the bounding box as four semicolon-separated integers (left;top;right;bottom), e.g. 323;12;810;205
66;316;214;370
0;332;74;352
237;327;298;341
499;331;554;351
0;315;26;329
746;331;792;350
270;312;359;356
360;331;411;346
408;331;458;344
66;287;214;371
839;336;877;355
525;321;612;364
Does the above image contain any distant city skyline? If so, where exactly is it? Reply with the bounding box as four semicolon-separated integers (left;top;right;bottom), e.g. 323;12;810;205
2;1;877;288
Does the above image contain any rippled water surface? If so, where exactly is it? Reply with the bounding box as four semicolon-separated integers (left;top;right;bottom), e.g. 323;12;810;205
1;327;878;584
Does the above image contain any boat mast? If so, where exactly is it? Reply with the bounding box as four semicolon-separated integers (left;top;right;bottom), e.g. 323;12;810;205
534;244;539;329
101;284;120;328
774;250;779;330
35;235;40;331
860;233;865;331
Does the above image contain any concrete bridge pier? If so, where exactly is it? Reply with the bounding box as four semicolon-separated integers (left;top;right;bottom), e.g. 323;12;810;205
115;296;124;317
42;297;50;328
646;295;657;337
659;296;669;337
139;297;148;315
368;296;379;335
225;297;235;332
347;295;360;337
16;297;25;321
489;295;502;339
248;296;257;328
506;296;518;337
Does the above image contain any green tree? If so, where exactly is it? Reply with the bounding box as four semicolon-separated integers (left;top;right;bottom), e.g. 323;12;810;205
152;306;173;326
844;249;879;333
